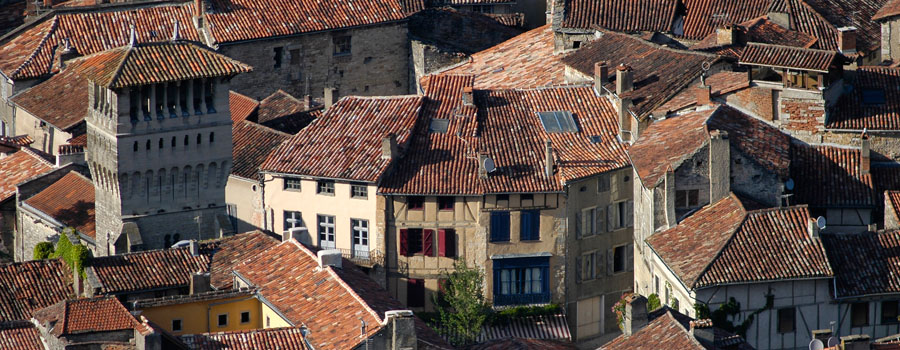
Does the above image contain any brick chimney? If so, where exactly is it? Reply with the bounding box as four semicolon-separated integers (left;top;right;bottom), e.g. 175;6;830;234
462;86;474;106
715;24;735;46
317;249;342;269
189;240;199;256
382;133;398;160
57;38;78;70
839;27;857;54
193;0;205;28
624;295;649;336
690;319;716;346
695;83;712;107
190;271;210;295
594;61;609;95
860;131;870;175
808;217;822;238
616;64;634;95
618;97;633;141
324;87;337;110
708;130;731;204
544;140;554;179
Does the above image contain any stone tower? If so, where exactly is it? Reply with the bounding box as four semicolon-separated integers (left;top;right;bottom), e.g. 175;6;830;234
83;40;251;256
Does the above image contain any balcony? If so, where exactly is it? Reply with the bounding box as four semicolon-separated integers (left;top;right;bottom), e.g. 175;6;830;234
334;248;385;268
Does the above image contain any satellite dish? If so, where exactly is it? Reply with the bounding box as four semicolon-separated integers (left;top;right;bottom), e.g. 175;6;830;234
816;216;827;230
785;178;795;191
809;339;825;350
827;337;840;347
483;157;496;173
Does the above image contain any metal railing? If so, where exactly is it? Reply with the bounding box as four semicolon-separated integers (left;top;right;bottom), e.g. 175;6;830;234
333;248;385;268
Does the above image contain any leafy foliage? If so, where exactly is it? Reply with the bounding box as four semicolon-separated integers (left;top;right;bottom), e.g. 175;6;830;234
694;295;773;338
670;297;680;310
431;258;490;346
33;242;55;260
488;304;561;326
647;293;661;311
48;228;91;277
612;292;634;330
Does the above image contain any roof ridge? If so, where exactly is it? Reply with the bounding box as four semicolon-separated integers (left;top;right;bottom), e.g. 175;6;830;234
746;204;809;215
10;16;59;79
595;29;722;59
690;193;748;289
744;41;838;55
238;120;290;137
19;147;55;168
105;47;132;88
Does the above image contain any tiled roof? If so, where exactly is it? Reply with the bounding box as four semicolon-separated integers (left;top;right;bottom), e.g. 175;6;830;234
260;95;424;182
789;143;876;207
739;43;839;72
443;25;567;89
66;134;86;146
690;16;818;58
231;121;289;180
0;135;34;147
468;338;576;350
256;90;318;134
560;0;677;32
655;71;750;114
888;191;900;222
205;0;409;44
874;0;900;20
793;0;886;54
78;41;251;88
680;0;773;39
560;31;719;118
0;321;42;350
602;309;706;350
181;327;309;350
199;230;280;290
0;149;54;202
23;171;95;239
829;66;900;130
133;288;256;308
32;296;138;336
631;105;791;187
89;247;209;294
0;259;74;321
0;3;202;80
229;91;259;123
822;230;900;297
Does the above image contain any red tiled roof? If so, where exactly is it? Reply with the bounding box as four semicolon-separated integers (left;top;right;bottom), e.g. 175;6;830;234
199;230;280;290
32;296;138;336
229;91;259;123
602;310;706;350
78;41;251;88
560;0;677;31
888;191;900;222
468;338;576;350
739;43;839;72
23;171;95;238
89;247;209;294
655;71;750;114
205;0;409;44
181;327;309;350
256;90;318;134
0;259;74;321
0;321;41;350
795;0;886;54
0;4;202;80
874;0;900;20
260;95;424;182
822;230;900;297
680;0;773;39
790;143;876;207
0;149;54;202
690;16;818;58
829;66;900;130
560;31;720;118
443;25;566;89
231;121;289;180
0;135;34;147
67;134;86;146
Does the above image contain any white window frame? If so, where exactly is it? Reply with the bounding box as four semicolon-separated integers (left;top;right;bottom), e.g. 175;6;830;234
284;177;302;191
284;211;303;232
351;183;368;199
351;218;369;258
318;214;336;249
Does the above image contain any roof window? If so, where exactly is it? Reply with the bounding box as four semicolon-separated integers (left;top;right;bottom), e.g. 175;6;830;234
537;111;578;133
429;118;450;133
862;88;886;105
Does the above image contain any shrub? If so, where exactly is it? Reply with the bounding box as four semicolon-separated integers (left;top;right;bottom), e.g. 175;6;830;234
647;293;661;311
49;228;91;277
33;242;54;260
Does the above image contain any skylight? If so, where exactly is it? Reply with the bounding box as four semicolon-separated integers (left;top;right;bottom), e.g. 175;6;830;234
429;118;450;133
537;111;578;133
861;88;886;105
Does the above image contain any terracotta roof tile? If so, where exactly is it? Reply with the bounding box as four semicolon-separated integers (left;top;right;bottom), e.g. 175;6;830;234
199;230;280;289
229;91;259;123
822;230;900;297
691;16;818;58
789;143;876;207
89;247;209;294
560;0;677;31
181;327;309;350
655;71;750;114
0;149;54;202
794;0;886;53
0;321;42;350
829;66;900;130
261;95;424;182
33;296;139;336
0;259;74;321
740;42;839;72
66;134;86;146
604;308;753;350
443;25;566;89
875;0;900;20
560;31;720;118
680;0;773;39
888;191;900;221
468;338;576;350
231;121;289;180
256;90;318;134
23;171;95;238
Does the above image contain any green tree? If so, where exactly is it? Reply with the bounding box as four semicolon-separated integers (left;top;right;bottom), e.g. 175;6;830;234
647;293;661;311
432;258;489;346
33;242;54;260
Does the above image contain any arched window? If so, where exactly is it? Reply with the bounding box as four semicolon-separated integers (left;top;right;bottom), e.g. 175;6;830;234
171;137;176;148
133;141;138;152
158;138;163;149
145;140;151;151
196;133;201;145
209;132;215;143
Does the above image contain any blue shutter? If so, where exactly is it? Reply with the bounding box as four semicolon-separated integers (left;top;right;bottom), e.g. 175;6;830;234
491;211;510;242
520;211;531;241
530;210;540;240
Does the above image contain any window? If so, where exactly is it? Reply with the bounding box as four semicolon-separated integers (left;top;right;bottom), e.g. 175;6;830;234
273;47;283;68
597;173;610;192
521;194;534;202
209;132;215;143
333;36;351;56
146;140;151;150
399;229;434;256
493;257;550;305
520;210;540;241
883;301;899;324
317;180;334;195
654;275;660;294
438;229;455;257
197;133;202;145
580;252;595;281
284;211;303;231
240;311;250;324
226;203;238;231
438;197;454;211
491;211;510;242
133;141;138;152
852;302;869;327
496;194;509;202
171;137;176;148
266;316;271;327
408;197;424;210
289;49;300;65
582;208;596;236
536;111;578;133
352;219;369;258
572;40;582;49
217;313;228;327
171;319;183;332
675;189;700;208
613;245;626;273
158;138;163;149
351;183;367;198
429;119;449;133
317;215;335;249
284;177;302;191
777;307;795;333
184;135;189;146
407;279;425;307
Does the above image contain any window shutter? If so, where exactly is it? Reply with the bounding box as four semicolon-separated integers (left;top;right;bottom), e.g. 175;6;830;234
595;250;604;279
575;212;582;239
597;207;606;233
520;211;531;241
607;205;615;232
625;200;634;228
423;229;435;256
438;229;446;257
581;210;590;237
575;256;582;284
491;212;510;242
399;229;408;256
607;248;614;276
627;244;634;271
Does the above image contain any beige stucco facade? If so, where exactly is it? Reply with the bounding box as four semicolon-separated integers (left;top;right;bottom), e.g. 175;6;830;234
11;106;76;155
225;175;263;234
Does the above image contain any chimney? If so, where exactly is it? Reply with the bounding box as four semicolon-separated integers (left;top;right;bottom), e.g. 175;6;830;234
690;319;716;346
385;310;417;350
594;61;609;95
478;153;492;179
715;24;736;46
624;295;649;336
189;240;199;256
462;86;474;106
860;132;871;175
193;0;205;28
808;218;821;238
767;12;792;29
616;64;634;95
695;83;712;107
618;97;633;141
303;94;313;108
323;87;336;110
190;271;210;295
57;38;78;70
317;249;342;269
544;140;554;179
839;26;857;54
708;130;731;204
382;133;398;160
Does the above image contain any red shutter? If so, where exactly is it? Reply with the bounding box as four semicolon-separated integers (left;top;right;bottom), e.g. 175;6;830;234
423;229;434;257
399;229;408;256
438;229;446;257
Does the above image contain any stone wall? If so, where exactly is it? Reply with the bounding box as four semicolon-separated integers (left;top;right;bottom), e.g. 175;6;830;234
723;85;776;122
780;98;826;136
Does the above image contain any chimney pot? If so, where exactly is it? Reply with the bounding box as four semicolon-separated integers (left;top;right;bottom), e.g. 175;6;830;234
696;84;712;107
544;140;554;179
323;87;336;110
594;61;609;95
624;295;649;336
189;240;199;256
317;249;343;269
839;26;857;54
616;64;634;95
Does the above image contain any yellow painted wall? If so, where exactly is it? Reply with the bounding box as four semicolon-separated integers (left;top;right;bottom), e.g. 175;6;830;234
13;107;73;155
261;303;293;328
138;296;263;335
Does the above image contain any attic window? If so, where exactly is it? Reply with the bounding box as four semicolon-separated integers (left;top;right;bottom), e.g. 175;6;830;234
429;119;450;133
862;88;886;105
537;111;578;133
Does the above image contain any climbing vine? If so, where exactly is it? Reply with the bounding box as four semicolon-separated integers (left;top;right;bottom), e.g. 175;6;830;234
694;294;773;337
